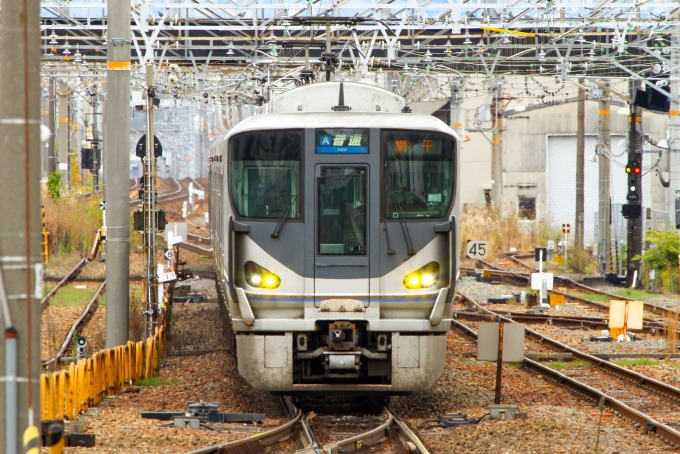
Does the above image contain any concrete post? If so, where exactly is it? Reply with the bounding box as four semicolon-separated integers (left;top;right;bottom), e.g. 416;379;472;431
0;0;42;445
575;79;585;249
57;81;70;191
47;77;56;175
670;21;680;245
104;0;131;348
598;84;611;275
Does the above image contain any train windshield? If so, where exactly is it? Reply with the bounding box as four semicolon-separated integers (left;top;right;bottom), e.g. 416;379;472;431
382;130;455;220
230;131;302;219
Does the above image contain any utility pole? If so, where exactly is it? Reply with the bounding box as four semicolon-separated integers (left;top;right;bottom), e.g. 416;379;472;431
47;78;56;175
626;79;643;287
575;78;585;249
491;86;503;205
597;84;611;275
57;81;70;191
104;0;131;348
0;0;42;447
670;19;680;260
144;64;159;339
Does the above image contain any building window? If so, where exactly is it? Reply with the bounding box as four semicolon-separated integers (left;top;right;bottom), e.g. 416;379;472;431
518;196;536;220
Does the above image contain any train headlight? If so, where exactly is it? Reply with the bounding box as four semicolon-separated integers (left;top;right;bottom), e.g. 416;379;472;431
403;262;440;289
244;261;281;289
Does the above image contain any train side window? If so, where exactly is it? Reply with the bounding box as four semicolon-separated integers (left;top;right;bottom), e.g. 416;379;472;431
229;130;302;219
518;196;536;220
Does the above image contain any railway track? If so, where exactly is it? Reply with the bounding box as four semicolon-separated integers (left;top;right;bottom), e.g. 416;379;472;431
455;291;680;448
464;260;674;319
42;281;105;368
454;309;665;334
130;177;184;207
186;397;431;454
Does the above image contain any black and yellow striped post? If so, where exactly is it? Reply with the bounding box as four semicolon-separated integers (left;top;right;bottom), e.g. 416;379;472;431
41;206;49;264
615;241;620;275
609;242;614;273
23;425;41;454
45;423;64;454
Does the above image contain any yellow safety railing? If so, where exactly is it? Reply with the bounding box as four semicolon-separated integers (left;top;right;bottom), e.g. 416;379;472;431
40;327;165;421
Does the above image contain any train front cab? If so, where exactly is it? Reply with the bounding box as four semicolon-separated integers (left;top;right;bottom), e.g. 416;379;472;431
224;116;459;393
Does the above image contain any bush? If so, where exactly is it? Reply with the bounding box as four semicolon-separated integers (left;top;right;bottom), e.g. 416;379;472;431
42;194;102;255
46;171;63;200
460;205;559;259
635;228;680;292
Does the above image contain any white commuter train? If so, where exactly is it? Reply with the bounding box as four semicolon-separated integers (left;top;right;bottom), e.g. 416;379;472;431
209;81;460;394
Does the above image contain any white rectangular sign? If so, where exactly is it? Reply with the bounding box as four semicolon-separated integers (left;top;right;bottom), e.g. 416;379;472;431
477;322;526;362
530;273;554;291
466;240;489;259
158;271;177;283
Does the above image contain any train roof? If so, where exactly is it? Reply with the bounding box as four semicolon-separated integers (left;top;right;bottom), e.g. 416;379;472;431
223;111;457;140
258;81;405;114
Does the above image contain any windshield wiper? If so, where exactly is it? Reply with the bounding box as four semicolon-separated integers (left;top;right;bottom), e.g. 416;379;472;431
391;193;416;255
271;195;297;238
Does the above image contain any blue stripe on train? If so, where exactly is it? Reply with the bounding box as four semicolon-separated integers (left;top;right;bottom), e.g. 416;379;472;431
247;298;437;304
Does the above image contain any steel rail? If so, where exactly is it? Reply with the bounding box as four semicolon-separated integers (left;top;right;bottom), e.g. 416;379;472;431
458;291;680;404
450;316;680;448
43;280;106;367
130;177;184;206
40;257;89;312
389;408;432;454
468;263;672;318
453;310;664;333
178;241;213;257
321;410;395;453
186;233;211;244
184;407;305;454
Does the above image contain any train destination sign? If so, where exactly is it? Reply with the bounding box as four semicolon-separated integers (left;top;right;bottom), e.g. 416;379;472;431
316;128;369;154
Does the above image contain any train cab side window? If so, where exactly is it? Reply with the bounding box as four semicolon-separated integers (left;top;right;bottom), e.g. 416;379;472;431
229;131;302;219
382;131;455;220
518;196;536;220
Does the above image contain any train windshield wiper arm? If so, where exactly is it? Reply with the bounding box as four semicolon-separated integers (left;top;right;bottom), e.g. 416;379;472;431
271;195;297;238
391;193;416;255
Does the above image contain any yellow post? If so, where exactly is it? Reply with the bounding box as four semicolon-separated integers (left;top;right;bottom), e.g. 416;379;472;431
24;425;42;454
41;206;50;264
40;374;50;420
45;423;64;454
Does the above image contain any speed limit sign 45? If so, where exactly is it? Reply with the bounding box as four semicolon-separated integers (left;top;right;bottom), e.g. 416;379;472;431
466;240;489;259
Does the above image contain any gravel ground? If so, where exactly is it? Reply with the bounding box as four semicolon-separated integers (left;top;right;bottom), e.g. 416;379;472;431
41;254;680;452
396;329;674;453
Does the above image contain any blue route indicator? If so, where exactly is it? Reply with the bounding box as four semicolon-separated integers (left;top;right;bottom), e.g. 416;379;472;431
317;146;369;154
316;131;369;154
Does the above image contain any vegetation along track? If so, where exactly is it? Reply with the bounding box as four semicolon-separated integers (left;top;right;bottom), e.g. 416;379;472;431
456;291;680;448
186;397;431;454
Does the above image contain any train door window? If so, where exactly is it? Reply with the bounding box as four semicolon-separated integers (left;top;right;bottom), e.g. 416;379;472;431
229;131;302;219
518;196;536;220
318;167;366;255
382;130;455;220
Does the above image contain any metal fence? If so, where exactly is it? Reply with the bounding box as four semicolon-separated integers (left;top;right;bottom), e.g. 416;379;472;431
40;327;164;421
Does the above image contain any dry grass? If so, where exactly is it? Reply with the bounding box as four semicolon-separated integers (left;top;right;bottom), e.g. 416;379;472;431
460;205;557;260
43;194;102;256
